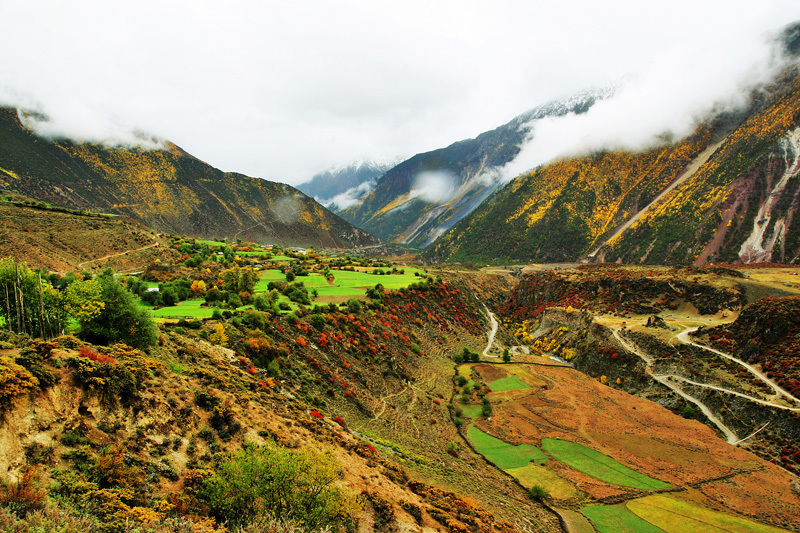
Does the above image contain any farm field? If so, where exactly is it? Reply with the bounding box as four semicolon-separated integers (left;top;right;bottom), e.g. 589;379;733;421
255;268;427;301
466;425;547;469
487;375;531;392
458;362;798;531
541;438;670;490
626;494;787;533
581;504;665;533
142;298;248;319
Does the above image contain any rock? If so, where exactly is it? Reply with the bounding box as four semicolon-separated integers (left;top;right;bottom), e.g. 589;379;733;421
645;315;671;330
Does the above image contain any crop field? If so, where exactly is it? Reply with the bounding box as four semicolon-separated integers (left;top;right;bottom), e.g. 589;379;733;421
466;425;547;469
504;463;578;499
460;362;799;531
458;403;483;419
143;299;223;319
542;439;670;490
254;268;426;299
581;504;665;533
487;375;531;392
626;495;787;533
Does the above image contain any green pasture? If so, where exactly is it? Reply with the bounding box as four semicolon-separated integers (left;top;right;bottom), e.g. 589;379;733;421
626;495;788;533
581;504;665;533
466;425;547;469
542;439;670;490
253;268;426;300
142;299;219;319
458;403;483;419
488;375;531;392
195;239;227;247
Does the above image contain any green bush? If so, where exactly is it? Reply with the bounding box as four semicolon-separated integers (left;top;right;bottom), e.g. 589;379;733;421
199;442;361;530
78;275;158;350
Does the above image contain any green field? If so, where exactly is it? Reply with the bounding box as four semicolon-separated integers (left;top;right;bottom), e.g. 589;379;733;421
627;495;788;533
542;439;670;490
582;504;665;533
466;425;547;469
254;268;426;299
142;299;222;319
488;375;531;392
458;403;483;419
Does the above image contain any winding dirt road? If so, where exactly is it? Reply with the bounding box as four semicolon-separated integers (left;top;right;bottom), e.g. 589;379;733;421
612;328;739;444
676;327;800;405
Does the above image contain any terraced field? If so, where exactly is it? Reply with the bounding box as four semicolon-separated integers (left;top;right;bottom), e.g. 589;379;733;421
456;362;798;532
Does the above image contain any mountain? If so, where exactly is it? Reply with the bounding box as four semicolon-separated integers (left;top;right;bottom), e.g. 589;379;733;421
424;24;800;266
338;88;614;247
0;108;378;249
295;160;393;211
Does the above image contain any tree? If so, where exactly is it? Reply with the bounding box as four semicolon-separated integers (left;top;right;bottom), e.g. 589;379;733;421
200;443;361;529
78;274;158;350
502;348;511;363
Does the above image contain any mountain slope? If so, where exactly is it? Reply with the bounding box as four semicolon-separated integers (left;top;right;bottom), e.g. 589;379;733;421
339;89;612;247
426;66;800;266
0;109;378;249
296;160;392;210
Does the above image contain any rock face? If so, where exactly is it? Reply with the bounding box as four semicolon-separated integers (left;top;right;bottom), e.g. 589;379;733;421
0;108;378;249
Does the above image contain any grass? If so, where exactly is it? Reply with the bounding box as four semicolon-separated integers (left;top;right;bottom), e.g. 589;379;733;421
487;375;531;392
626;495;788;533
458;403;483;419
254;268;427;300
505;463;578;499
141;299;250;319
466;425;547;469
581;504;666;533
542;439;670;490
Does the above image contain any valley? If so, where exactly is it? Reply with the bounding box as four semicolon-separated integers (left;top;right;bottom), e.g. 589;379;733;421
2;19;800;533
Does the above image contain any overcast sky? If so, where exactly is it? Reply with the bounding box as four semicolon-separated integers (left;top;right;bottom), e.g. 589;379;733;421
2;1;800;185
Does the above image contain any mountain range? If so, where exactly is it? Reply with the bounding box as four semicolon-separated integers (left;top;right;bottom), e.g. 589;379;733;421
337;88;614;247
295;160;394;211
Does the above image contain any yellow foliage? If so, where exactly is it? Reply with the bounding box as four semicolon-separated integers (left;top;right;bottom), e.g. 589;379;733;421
209;323;228;347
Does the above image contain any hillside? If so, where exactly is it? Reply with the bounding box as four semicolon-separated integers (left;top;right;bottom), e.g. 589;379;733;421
339;89;612;247
426;67;800;265
0;195;176;273
2;257;798;532
0;109;378;250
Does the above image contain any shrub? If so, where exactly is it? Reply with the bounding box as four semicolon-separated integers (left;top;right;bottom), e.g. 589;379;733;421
0;467;46;515
528;485;550;500
78;275;158;350
199;443;361;529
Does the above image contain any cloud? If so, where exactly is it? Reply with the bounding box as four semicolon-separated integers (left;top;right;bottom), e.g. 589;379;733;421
408;170;457;204
322;179;378;211
0;1;799;184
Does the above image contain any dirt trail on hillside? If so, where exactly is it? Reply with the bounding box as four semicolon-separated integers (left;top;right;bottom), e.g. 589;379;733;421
676;327;800;405
589;138;727;257
77;241;159;269
612;328;739;444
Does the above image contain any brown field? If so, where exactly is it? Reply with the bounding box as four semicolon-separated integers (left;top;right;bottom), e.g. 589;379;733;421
467;363;800;531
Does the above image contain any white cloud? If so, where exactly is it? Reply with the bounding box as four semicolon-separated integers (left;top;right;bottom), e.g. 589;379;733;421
322;179;378;211
408;170;457;204
0;1;799;184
